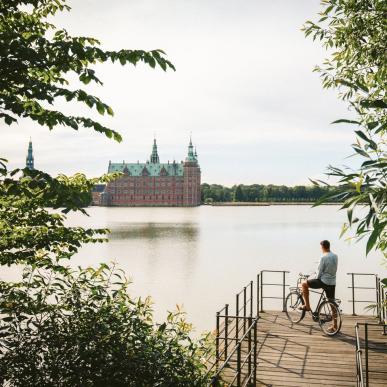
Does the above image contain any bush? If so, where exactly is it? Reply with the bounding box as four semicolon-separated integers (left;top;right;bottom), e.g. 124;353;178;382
0;265;211;387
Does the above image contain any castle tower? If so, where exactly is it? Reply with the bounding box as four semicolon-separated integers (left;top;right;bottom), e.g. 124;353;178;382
26;138;34;170
150;138;160;164
183;137;201;206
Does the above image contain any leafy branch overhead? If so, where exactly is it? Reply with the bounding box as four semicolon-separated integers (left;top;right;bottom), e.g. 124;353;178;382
0;0;175;142
304;0;386;256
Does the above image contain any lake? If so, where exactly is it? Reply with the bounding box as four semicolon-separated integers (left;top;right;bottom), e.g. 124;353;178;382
59;205;383;333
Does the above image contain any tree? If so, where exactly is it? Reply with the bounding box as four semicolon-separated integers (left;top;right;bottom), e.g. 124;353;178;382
304;1;386;278
0;1;211;385
0;0;174;141
233;185;245;202
304;0;386;255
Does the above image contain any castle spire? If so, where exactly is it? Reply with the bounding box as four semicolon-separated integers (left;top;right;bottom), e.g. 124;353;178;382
150;138;160;164
26;138;34;170
186;136;196;162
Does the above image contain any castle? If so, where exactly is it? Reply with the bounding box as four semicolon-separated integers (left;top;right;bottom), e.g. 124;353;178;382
97;138;201;207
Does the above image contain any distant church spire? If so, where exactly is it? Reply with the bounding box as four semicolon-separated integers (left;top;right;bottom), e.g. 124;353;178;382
150;138;160;164
26;138;34;170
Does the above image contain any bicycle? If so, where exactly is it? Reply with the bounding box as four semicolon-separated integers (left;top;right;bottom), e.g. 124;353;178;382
285;273;342;336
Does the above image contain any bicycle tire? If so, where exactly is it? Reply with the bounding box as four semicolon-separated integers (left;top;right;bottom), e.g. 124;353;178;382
317;300;342;336
285;291;305;323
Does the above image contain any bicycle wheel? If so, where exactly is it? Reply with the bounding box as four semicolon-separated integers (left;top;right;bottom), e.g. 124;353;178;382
285;291;305;323
317;300;342;336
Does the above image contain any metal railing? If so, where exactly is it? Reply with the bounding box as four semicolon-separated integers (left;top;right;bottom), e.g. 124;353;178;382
209;271;290;386
348;273;386;326
258;270;289;312
377;276;386;329
355;322;387;387
214;281;254;366
355;323;364;387
210;316;258;387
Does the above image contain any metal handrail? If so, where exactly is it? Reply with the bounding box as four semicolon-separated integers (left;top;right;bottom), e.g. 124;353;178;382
347;273;385;324
355;323;364;387
259;270;289;312
355;322;387;387
209;317;258;387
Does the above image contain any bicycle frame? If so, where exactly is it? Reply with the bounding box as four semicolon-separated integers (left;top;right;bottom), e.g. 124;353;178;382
309;289;327;320
295;277;341;315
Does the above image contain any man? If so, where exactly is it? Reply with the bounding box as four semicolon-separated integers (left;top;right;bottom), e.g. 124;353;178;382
300;240;338;330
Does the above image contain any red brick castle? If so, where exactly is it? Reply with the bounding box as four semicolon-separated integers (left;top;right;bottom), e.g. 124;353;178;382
99;138;201;207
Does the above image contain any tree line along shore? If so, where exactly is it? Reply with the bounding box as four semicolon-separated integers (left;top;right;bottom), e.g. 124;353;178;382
201;183;339;204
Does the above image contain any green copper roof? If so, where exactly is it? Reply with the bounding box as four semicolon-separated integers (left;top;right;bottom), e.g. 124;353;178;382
108;162;184;176
108;138;198;176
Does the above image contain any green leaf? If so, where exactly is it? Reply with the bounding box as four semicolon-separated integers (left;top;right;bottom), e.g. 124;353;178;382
360;100;387;109
366;227;379;255
96;102;105;115
331;119;360;125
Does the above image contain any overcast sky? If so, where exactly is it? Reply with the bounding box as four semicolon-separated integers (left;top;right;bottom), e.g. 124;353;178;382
1;0;356;185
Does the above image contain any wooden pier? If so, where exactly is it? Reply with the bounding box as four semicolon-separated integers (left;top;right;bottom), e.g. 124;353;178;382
209;271;387;386
215;312;387;386
252;311;386;386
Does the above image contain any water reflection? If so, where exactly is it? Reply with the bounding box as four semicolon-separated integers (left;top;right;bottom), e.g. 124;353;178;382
108;222;199;241
64;206;383;332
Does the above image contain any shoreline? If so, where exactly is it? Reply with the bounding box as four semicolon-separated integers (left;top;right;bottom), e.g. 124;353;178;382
206;202;339;206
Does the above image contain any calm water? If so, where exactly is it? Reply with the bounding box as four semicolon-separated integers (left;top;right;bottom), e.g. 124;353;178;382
61;205;384;333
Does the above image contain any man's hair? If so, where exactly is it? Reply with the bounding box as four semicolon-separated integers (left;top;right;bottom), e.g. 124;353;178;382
320;240;330;250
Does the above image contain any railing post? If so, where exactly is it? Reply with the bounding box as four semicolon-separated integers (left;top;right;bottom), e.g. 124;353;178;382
243;286;247;334
384;290;387;335
225;304;229;359
282;271;286;312
351;273;356;316
260;271;264;312
253;319;257;386
365;323;369;387
376;276;381;323
237;340;241;387
257;273;260;317
236;294;239;343
215;311;220;370
248;316;252;385
250;280;253;318
382;287;387;335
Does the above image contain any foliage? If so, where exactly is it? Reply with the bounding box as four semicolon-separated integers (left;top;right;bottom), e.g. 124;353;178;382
201;183;336;203
0;264;210;387
304;0;386;256
0;161;212;386
0;1;211;385
0;161;112;268
0;0;175;142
